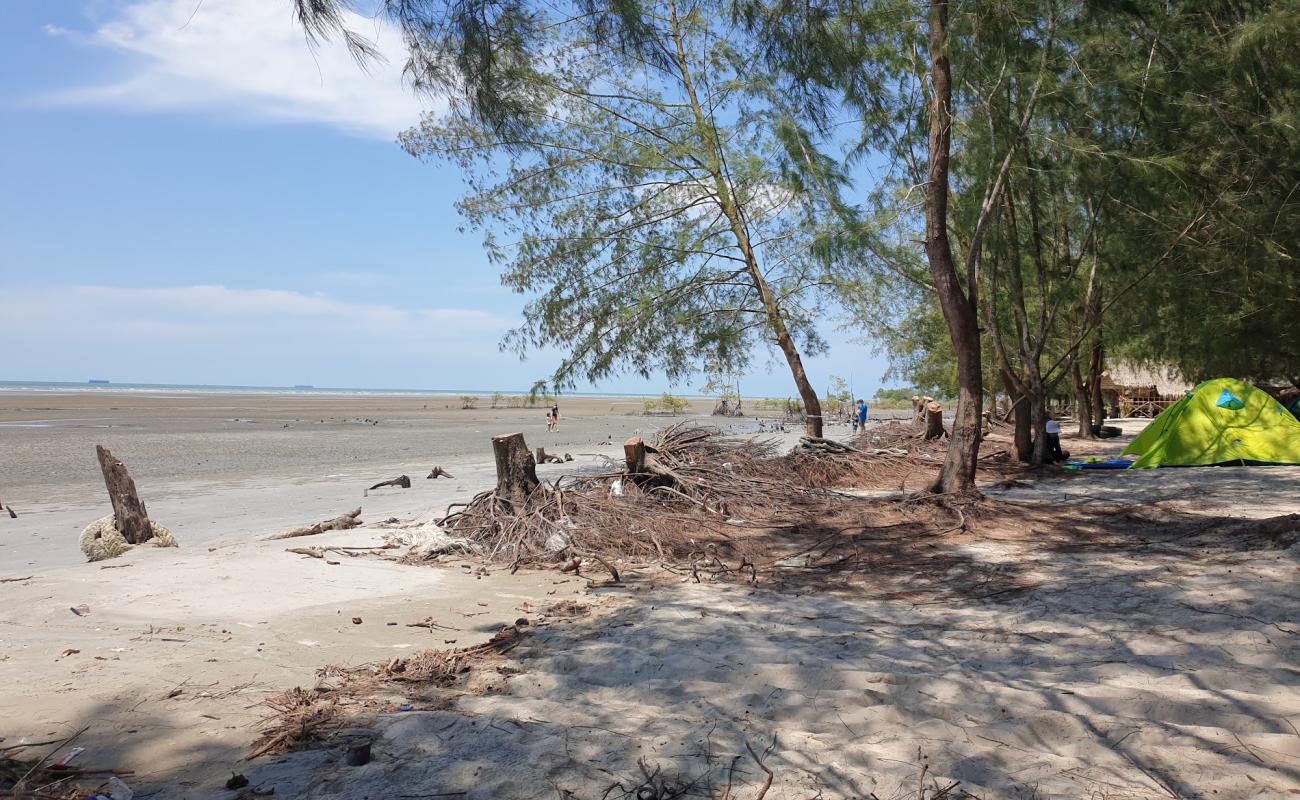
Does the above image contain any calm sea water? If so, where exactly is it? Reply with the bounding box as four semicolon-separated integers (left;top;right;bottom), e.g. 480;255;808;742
0;380;693;399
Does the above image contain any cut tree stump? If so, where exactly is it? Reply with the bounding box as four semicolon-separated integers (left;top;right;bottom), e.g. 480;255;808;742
624;437;646;474
492;433;538;502
270;507;362;540
911;395;926;426
924;401;947;440
368;475;411;490
95;445;153;544
427;466;454;479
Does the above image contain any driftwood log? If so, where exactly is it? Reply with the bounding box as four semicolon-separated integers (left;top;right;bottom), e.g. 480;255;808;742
270;507;362;540
95;445;154;544
924;401;947;440
368;475;412;490
427;466;454;479
534;447;567;465
492;433;538;503
0;501;14;519
797;436;860;455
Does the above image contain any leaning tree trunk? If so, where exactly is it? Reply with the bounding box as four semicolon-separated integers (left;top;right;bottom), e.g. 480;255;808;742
924;0;982;494
665;0;823;439
95;445;154;544
492;433;538;504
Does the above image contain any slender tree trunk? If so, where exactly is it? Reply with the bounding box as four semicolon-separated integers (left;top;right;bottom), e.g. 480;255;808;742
925;0;982;494
666;0;822;438
1072;358;1093;438
1003;368;1032;462
1089;343;1105;427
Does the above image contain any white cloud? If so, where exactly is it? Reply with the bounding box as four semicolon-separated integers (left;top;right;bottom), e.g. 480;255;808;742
41;0;429;138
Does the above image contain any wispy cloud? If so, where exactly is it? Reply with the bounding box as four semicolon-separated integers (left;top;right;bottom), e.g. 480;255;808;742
40;0;429;139
1;284;517;386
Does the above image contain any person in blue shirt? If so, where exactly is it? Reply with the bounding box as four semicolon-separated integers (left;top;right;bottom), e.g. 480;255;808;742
856;399;868;431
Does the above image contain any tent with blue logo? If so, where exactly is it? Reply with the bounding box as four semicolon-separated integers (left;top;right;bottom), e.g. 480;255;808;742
1122;377;1300;467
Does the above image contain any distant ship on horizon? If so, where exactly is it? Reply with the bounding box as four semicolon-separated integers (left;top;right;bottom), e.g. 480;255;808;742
88;379;110;384
293;384;314;389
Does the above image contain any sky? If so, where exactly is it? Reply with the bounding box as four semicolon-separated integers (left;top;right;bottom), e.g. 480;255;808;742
0;0;893;397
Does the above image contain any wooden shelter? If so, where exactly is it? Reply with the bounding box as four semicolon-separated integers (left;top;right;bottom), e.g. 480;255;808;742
1099;363;1193;418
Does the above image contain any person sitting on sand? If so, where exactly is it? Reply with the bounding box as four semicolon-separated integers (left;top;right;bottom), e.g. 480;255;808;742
1045;416;1066;463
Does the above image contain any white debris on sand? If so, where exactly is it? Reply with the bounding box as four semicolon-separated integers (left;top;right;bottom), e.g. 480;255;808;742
382;524;479;560
78;515;177;562
237;519;1300;799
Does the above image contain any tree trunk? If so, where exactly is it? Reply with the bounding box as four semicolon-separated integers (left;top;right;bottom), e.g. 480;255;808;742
1029;388;1048;466
925;0;982;494
924;401;946;440
912;395;927;426
492;433;538;503
95;445;153;545
1001;367;1032;462
623;437;646;474
1089;341;1105;428
1072;358;1094;439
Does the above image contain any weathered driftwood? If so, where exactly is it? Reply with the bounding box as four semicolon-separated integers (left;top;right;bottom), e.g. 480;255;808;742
534;447;566;465
427;466;454;479
270;508;362;540
492;433;538;503
924;401;947;440
95;445;154;544
368;475;411;490
797;436;860;455
1;501;15;519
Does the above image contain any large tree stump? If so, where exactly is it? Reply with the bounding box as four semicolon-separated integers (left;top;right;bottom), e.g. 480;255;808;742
95;445;154;544
924;401;947;440
493;433;538;502
624;437;646;473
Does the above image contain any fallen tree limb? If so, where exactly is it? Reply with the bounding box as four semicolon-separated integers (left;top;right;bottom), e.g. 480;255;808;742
427;466;454;479
368;475;411;491
269;508;362;540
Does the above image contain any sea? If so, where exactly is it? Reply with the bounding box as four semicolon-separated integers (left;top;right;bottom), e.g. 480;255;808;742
0;380;694;399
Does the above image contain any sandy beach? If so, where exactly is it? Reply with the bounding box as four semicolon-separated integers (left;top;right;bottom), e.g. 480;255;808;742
3;390;1299;799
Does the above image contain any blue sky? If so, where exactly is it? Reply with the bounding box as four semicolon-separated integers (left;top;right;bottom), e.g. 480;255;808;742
1;0;892;397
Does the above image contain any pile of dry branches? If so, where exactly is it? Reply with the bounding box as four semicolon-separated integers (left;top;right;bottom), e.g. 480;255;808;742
438;423;819;568
1;734;127;800
249;626;526;759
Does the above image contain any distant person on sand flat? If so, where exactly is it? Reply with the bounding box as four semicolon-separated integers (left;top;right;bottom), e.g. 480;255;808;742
856;399;868;431
551;404;560;431
546;408;554;432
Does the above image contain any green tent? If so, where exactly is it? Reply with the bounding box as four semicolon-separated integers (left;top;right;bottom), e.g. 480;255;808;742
1122;377;1300;467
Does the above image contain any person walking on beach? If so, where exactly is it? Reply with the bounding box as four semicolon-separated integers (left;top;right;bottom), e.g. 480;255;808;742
856;398;868;431
551;404;560;432
545;408;554;432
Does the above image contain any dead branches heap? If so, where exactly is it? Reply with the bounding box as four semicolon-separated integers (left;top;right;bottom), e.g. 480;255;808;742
439;423;808;568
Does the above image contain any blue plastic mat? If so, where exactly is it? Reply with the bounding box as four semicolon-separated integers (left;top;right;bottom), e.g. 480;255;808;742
1066;458;1133;470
